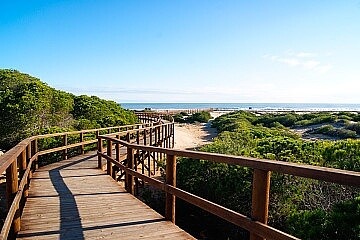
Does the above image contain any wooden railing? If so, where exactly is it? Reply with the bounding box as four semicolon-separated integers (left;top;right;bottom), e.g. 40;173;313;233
1;111;359;240
98;133;360;240
0;115;162;239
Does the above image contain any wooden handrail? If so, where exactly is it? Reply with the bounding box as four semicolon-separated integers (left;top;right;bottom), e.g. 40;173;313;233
99;136;360;187
97;133;360;240
0;114;165;239
2;109;358;240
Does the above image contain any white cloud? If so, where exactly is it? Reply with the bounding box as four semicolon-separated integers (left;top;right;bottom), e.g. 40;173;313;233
303;60;320;69
263;51;332;73
294;52;317;58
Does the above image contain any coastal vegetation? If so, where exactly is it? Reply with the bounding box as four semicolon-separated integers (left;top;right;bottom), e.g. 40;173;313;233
173;111;212;123
0;69;137;150
176;111;360;239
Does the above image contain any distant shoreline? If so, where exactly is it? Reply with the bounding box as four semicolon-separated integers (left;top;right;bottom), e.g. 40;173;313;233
121;103;360;112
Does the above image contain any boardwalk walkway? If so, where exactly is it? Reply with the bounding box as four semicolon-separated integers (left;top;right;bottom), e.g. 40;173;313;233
17;152;194;240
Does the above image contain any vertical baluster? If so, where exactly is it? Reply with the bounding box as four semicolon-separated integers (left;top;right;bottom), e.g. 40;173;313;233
148;128;152;176
6;158;20;235
107;139;113;178
116;134;120;162
32;139;38;170
172;123;175;148
18;150;26;211
142;129;146;175
80;132;84;155
250;169;271;240
97;137;103;169
126;147;135;195
154;126;158;161
25;145;31;191
63;134;68;160
165;154;176;223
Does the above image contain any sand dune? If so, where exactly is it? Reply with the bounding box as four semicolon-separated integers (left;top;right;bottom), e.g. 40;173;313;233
174;122;217;150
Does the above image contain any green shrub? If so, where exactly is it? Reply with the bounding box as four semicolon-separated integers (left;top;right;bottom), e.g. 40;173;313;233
188;111;212;123
346;122;360;134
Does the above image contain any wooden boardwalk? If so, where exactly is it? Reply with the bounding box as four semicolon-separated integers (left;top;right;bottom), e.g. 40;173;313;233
17;152;194;240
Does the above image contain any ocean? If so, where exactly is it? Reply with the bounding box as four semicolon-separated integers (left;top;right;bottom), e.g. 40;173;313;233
120;103;360;112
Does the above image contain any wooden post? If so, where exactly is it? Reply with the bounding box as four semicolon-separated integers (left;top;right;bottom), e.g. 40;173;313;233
250;169;271;240
137;130;140;144
162;125;165;148
24;143;32;189
126;147;135;195
171;124;175;148
33;139;38;170
147;129;151;176
6;159;20;234
18;150;26;181
107;139;113;177
18;150;27;211
116;134;120;162
154;127;158;160
136;130;140;175
165;154;176;223
159;126;162;159
164;125;168;148
97;138;103;169
63;134;68;160
80;132;84;155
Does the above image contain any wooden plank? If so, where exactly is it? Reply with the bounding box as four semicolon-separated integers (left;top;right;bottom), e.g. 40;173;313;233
17;151;194;240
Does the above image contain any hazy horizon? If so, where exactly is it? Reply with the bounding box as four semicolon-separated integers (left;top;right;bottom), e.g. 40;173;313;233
1;1;360;103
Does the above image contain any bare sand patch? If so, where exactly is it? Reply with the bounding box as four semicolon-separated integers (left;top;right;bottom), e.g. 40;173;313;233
174;122;217;150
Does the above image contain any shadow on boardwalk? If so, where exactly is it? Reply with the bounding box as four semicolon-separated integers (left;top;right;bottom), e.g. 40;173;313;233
17;152;194;239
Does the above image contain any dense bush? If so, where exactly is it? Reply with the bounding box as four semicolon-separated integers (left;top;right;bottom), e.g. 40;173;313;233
0;69;137;150
173;113;188;123
176;110;360;239
189;111;212;123
311;125;357;139
173;111;212;123
346;122;360;135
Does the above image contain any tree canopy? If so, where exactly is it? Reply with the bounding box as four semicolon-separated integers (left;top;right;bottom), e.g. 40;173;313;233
0;69;137;150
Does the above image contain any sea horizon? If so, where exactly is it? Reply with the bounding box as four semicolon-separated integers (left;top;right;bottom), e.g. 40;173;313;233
120;102;360;112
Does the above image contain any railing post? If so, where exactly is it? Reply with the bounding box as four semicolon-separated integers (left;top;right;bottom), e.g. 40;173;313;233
63;134;68;160
107;139;113;177
172;123;175;148
18;150;27;211
116;134;120;162
154;127;158;160
18;150;26;181
162;125;164;148
26;144;32;180
165;154;176;223
32;139;38;169
250;169;271;240
126;147;135;195
6;158;20;235
97;137;103;169
165;125;168;148
80;132;84;155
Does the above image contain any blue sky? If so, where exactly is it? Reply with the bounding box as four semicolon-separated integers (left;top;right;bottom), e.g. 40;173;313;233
1;0;360;103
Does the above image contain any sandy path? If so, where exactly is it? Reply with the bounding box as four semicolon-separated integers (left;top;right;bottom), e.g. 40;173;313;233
174;122;218;150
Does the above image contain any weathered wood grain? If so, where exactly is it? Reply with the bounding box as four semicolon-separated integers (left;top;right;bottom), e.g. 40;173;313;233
17;152;194;240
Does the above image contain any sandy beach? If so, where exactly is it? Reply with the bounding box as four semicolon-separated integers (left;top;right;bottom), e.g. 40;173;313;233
174;122;218;150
